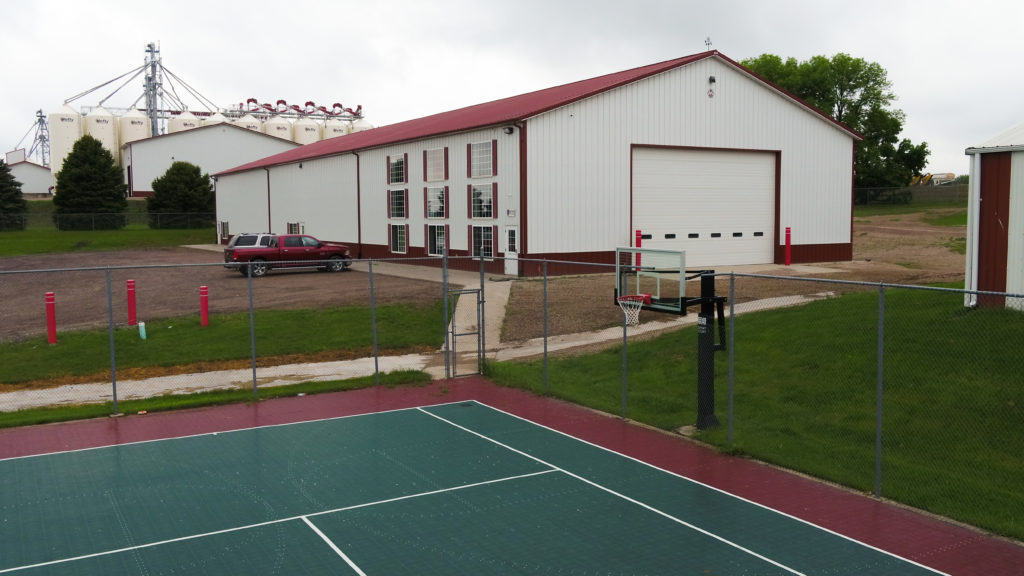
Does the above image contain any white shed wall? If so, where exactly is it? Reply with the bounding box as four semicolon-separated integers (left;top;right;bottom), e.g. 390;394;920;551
126;126;298;195
267;155;359;243
357;127;520;252
10;162;53;195
1007;151;1024;310
215;170;270;235
524;56;854;254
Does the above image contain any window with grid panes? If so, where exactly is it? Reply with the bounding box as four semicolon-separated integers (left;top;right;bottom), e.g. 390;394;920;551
427;187;445;218
427;225;446;256
389;155;405;184
425;148;446;182
471;185;492;218
472;225;493;259
470;141;493;178
390;224;407;253
389;190;406;218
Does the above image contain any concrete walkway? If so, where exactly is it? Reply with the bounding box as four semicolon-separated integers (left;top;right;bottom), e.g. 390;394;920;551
0;256;841;411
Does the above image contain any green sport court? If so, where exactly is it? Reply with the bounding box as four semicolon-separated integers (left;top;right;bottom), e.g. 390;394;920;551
0;400;946;575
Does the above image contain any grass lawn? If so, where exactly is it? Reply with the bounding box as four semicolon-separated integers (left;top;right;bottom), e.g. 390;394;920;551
0;302;445;385
486;289;1024;540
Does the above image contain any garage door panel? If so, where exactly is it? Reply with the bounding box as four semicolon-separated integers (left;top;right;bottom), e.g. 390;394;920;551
633;148;775;267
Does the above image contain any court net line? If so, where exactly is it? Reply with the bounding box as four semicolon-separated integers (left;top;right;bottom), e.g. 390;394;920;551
417;407;807;576
0;469;557;574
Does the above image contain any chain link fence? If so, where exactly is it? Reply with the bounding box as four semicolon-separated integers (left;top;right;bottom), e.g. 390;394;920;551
12;212;217;230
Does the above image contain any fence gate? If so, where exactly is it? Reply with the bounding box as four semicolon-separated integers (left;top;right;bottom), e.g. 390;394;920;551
445;288;483;377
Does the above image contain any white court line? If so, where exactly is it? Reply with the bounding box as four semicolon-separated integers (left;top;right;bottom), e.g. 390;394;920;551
464;400;950;576
418;407;807;576
0;469;556;574
302;516;367;576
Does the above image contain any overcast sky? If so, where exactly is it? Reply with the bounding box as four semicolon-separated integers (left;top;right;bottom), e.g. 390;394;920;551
2;0;1021;177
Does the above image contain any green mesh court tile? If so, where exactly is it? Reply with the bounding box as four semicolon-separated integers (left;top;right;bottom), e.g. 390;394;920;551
8;521;358;576
421;401;941;575
0;408;546;572
310;468;793;574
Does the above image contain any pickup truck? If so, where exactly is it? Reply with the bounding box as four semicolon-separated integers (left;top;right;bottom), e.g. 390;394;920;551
224;234;353;277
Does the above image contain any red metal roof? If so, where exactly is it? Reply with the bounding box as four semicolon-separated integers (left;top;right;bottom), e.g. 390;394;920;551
218;51;857;176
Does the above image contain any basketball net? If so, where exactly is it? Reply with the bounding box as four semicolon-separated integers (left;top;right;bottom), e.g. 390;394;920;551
617;295;645;326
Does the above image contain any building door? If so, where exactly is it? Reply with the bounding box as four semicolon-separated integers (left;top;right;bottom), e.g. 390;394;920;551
504;226;519;276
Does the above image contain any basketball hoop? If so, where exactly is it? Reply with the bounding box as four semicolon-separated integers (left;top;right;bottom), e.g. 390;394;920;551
617;295;646;326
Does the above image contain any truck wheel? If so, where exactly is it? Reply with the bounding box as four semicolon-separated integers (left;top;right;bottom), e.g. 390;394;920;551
250;259;270;277
326;255;346;272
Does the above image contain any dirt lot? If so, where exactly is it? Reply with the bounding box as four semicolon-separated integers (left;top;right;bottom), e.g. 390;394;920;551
0;247;442;343
499;208;968;342
1;207;966;347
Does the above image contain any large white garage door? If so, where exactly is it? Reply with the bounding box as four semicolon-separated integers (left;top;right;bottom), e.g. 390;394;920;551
632;147;775;267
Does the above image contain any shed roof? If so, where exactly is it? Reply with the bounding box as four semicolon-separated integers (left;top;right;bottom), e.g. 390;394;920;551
124;122;302;151
966;121;1024;154
218;51;858;176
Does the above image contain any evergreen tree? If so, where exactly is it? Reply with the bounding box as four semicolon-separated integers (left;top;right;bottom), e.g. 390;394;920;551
52;135;127;230
146;161;215;229
742;53;930;189
0;160;29;231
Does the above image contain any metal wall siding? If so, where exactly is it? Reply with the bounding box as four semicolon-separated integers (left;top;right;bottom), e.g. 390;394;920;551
267;155;358;243
131;128;297;195
359;128;519;252
215;170;270;234
1008;152;1024;310
525;58;853;254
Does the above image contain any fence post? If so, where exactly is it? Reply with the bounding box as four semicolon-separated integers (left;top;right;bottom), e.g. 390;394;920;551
728;272;735;446
369;260;380;385
248;264;258;399
442;250;450;379
621;291;628;419
479;255;486;370
107;269;119;415
543;260;549;392
874;283;886;497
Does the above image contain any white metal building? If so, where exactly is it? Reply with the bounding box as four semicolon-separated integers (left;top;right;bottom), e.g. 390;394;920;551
964;121;1024;310
216;51;860;275
122;123;300;198
5;150;53;196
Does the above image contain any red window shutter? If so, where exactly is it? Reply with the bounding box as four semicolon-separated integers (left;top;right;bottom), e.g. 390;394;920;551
467;225;473;256
491;183;498;219
403;189;409;218
404;224;409;250
492;225;498;254
467;185;472;219
423;187;428;218
423;224;428;250
387;224;392;251
385;191;390;219
386;155;391;185
444;186;449;219
466;143;472;178
422;150;427;182
491;139;498;176
403;153;409;183
444;224;450;252
443;147;449;180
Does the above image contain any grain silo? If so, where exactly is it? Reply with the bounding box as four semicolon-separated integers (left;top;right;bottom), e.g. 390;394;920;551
323;117;350;139
234;113;263;132
350;117;374;133
203;112;228;126
168;111;199;133
292;116;322;144
83;106;119;160
48;104;83;176
264;116;292;140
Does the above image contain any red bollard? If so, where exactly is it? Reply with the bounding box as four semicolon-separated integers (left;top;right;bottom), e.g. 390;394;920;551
199;286;209;327
127;279;137;326
785;226;792;266
45;292;57;344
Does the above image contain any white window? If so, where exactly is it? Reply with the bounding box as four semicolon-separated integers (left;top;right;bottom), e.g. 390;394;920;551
219;221;230;239
390;224;407;254
287;222;303;234
425;148;447;182
426;186;446;219
388;155;406;185
389;190;407;218
427;224;446;256
471;184;493;218
506;228;517;253
470;141;494;178
472;225;493;259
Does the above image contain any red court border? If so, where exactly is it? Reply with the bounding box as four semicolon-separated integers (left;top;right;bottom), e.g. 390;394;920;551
0;377;1019;575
